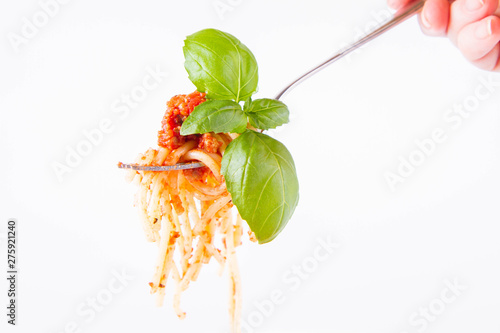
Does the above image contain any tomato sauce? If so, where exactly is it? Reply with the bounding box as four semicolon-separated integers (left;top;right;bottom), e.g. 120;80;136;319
158;91;221;154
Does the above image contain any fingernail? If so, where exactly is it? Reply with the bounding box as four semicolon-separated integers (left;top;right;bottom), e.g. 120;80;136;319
465;0;485;11
475;18;493;39
421;9;432;29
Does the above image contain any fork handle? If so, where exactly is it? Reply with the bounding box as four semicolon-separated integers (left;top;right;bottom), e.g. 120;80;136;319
275;0;426;100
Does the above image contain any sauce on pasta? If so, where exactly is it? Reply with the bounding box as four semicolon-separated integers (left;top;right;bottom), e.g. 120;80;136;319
126;91;251;333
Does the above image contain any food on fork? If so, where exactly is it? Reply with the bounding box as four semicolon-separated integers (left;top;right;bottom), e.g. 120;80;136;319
120;29;299;333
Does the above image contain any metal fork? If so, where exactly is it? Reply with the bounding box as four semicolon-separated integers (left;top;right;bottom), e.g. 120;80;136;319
274;0;425;100
118;0;425;172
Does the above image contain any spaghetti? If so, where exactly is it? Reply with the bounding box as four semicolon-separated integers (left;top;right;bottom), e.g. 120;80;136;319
125;91;253;332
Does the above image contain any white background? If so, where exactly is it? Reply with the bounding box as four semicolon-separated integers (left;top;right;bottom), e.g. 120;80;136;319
1;0;500;332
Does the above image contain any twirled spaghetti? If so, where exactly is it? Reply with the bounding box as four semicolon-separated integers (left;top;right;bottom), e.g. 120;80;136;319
125;91;252;333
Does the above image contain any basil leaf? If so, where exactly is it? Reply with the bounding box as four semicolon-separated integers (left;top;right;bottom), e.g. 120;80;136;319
180;100;247;135
221;130;299;244
245;98;290;130
243;97;252;112
183;29;259;102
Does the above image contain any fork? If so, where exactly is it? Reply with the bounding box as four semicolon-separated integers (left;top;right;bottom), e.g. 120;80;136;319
118;0;426;172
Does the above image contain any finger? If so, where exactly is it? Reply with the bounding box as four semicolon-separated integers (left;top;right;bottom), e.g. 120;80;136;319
418;0;451;36
493;56;500;72
457;15;500;70
448;0;500;45
388;0;412;10
471;44;500;71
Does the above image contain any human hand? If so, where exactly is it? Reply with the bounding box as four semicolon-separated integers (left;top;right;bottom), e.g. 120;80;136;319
388;0;500;71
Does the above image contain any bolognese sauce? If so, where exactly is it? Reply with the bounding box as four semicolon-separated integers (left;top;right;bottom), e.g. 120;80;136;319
158;91;224;187
158;91;221;154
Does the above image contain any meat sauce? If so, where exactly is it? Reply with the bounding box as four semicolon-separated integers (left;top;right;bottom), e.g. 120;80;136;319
157;91;221;154
157;91;222;187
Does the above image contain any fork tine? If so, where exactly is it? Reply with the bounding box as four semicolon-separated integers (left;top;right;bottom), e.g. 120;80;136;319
117;162;205;171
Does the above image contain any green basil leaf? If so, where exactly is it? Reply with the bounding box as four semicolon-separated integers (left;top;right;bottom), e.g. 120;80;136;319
245;98;290;130
180;100;247;135
183;29;259;102
221;130;299;244
243;97;252;112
